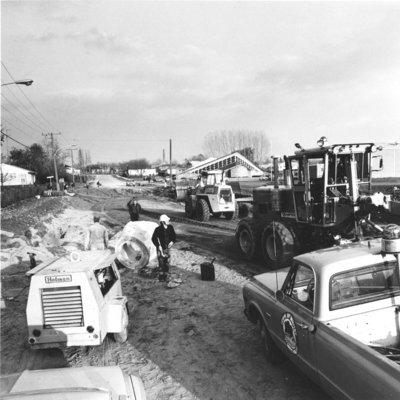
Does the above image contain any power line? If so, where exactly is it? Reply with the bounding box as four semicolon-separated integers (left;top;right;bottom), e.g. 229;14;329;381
1;102;44;136
1;61;60;133
1;129;30;149
1;117;38;141
1;88;48;134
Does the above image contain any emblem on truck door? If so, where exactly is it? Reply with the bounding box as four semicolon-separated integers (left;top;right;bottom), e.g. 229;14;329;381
281;313;298;354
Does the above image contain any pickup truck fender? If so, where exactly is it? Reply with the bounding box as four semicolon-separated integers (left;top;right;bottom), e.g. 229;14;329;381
244;282;275;330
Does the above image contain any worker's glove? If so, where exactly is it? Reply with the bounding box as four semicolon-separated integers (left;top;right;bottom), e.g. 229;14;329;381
167;241;174;249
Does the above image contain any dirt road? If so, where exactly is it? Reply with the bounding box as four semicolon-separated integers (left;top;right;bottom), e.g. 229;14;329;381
1;177;329;400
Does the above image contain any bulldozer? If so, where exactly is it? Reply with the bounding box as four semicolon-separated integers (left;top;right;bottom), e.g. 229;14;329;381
236;138;389;269
185;170;238;222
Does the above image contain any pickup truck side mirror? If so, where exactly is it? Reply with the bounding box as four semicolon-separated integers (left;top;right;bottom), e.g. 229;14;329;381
276;290;284;301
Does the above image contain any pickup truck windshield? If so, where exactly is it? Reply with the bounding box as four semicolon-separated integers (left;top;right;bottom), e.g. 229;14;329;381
330;262;400;310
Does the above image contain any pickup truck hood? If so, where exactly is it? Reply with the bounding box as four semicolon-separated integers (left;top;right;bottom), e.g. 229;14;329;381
253;267;290;292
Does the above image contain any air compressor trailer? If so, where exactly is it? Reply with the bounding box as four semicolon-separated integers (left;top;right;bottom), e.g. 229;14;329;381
26;250;129;349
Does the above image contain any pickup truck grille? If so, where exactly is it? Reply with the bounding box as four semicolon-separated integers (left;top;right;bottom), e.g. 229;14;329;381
41;286;84;328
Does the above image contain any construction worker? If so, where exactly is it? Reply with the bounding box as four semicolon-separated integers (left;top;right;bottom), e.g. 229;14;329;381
127;196;142;221
151;214;176;282
85;216;109;250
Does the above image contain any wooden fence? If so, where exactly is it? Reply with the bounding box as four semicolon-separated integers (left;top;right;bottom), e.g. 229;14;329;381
1;184;47;208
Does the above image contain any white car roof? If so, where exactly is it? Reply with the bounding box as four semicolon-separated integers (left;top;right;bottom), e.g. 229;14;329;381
1;366;126;399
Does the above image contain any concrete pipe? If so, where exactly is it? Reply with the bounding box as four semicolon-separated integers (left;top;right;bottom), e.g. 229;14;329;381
115;221;158;270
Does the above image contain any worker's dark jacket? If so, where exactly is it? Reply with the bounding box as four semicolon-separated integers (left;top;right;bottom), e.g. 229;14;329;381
127;201;142;216
151;225;176;250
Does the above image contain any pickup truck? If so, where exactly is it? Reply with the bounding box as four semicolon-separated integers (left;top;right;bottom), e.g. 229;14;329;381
243;233;400;400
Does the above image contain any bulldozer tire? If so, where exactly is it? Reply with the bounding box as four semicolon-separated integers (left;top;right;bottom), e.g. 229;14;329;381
196;199;210;222
236;220;259;260
225;201;239;220
261;221;296;269
185;200;194;218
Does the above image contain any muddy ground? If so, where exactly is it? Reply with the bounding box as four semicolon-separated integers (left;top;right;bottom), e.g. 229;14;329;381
0;180;330;400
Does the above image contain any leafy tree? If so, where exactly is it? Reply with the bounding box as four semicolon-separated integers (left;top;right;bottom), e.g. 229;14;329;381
8;143;53;183
127;158;151;170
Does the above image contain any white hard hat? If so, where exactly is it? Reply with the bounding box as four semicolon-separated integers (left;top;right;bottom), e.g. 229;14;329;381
159;214;170;222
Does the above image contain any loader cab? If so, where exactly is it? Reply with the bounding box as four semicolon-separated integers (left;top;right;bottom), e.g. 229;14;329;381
196;170;223;193
287;143;377;227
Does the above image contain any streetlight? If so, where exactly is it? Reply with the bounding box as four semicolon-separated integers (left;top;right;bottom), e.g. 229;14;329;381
53;145;77;191
1;79;34;86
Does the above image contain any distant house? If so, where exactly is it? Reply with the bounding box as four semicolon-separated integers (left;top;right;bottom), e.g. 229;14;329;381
0;163;36;186
127;168;157;177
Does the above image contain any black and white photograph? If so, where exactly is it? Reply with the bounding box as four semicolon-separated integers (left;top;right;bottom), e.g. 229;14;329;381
1;1;400;399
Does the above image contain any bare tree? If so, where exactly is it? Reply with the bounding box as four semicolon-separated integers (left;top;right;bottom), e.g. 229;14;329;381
203;130;271;163
85;150;91;166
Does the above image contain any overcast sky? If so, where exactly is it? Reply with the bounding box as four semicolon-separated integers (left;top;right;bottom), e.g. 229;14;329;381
2;1;400;164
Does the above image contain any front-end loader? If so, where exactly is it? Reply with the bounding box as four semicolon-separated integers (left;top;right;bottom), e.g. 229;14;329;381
185;170;238;222
236;138;389;268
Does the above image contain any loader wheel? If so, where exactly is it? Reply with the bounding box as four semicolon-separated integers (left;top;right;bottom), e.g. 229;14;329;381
196;199;210;222
236;220;259;260
114;305;128;343
185;200;194;218
225;202;239;220
261;221;296;269
258;318;283;364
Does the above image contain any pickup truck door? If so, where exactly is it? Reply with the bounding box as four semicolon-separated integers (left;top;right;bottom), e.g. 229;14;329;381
270;263;318;382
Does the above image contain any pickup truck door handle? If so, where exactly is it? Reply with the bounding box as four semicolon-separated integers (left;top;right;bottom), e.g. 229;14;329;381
297;322;317;333
297;322;309;330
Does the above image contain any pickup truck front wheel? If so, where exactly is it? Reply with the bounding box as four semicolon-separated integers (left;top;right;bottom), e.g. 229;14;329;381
258;319;283;364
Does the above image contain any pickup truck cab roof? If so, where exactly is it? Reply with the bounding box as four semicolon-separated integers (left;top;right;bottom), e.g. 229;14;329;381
253;239;399;321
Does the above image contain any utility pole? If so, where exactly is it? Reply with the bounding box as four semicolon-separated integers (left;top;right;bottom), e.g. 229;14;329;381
43;132;61;190
70;148;75;184
169;139;172;186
